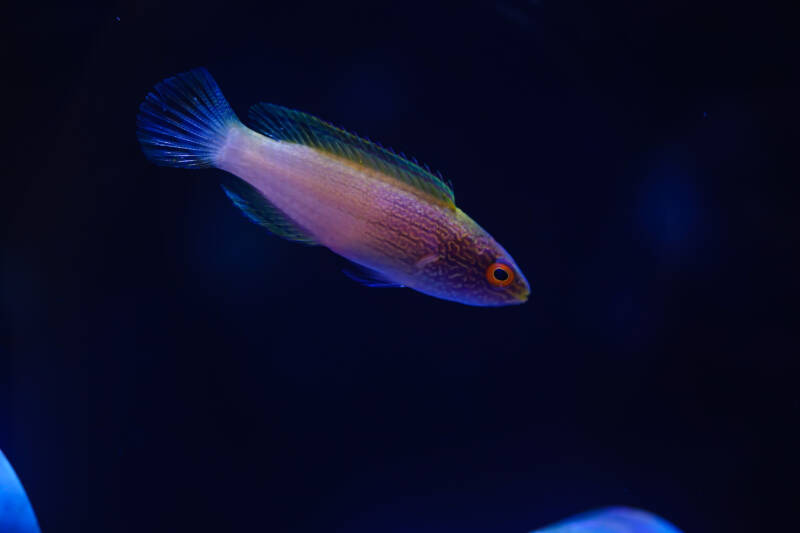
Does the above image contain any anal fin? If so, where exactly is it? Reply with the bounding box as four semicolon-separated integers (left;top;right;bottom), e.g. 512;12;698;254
221;180;318;245
343;264;403;288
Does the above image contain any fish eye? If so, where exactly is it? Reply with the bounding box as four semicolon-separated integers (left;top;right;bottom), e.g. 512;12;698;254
486;262;514;287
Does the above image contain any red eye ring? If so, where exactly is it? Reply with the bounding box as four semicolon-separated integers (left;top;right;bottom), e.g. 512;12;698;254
486;262;514;287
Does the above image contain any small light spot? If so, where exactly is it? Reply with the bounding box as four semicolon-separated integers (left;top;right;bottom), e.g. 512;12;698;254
115;16;120;22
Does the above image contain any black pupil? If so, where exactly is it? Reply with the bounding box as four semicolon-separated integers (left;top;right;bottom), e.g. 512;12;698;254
493;268;509;281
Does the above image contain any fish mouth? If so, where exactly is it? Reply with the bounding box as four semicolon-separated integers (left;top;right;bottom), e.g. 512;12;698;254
509;288;529;305
515;284;531;303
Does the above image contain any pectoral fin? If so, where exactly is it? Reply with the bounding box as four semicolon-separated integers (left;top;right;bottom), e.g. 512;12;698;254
414;254;440;269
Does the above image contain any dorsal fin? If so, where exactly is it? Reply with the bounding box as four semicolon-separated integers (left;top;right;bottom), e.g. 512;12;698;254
247;103;456;209
221;180;318;245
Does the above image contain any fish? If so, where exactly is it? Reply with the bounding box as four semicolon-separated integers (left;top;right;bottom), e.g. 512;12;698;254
0;449;41;533
136;68;529;306
530;507;683;533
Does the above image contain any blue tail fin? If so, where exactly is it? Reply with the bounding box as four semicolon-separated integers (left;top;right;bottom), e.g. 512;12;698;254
136;68;239;168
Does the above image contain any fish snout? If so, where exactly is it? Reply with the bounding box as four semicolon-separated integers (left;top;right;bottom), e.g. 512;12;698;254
515;286;530;304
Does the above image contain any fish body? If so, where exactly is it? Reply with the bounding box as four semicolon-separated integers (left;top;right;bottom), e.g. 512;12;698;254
137;68;529;306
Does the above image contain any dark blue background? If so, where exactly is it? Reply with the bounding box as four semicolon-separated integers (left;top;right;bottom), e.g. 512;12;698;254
2;1;797;532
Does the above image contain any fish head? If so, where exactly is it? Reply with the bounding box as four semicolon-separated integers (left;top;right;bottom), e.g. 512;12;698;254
416;208;530;306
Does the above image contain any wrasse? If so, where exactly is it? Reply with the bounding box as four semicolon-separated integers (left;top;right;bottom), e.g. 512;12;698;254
136;68;529;306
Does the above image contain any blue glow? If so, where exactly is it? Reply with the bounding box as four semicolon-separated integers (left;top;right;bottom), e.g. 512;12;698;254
531;507;682;533
0;449;41;533
636;171;700;260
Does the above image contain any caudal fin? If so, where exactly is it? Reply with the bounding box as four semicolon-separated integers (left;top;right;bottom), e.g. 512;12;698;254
136;68;240;168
